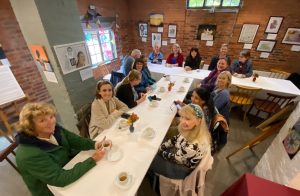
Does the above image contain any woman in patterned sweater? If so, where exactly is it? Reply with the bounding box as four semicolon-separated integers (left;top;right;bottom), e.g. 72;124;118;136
149;104;211;179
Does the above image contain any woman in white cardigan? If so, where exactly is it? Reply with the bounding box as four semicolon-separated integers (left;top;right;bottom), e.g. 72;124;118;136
89;80;129;139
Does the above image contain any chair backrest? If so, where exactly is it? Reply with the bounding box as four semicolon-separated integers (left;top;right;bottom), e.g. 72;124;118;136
231;85;261;105
269;69;290;79
76;103;92;138
257;93;296;114
110;71;125;87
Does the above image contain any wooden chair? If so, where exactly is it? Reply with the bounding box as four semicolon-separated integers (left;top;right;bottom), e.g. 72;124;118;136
248;93;296;119
230;85;261;121
226;102;295;159
269;69;290;79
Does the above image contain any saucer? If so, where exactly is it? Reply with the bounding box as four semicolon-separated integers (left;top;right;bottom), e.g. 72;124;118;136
106;146;123;162
177;88;185;92
142;128;156;139
118;120;129;131
183;79;190;83
114;174;133;190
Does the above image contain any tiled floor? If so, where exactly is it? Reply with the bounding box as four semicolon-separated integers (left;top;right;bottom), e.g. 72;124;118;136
0;109;275;196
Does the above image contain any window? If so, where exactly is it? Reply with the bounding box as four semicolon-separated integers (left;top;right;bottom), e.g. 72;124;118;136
187;0;241;8
84;29;117;65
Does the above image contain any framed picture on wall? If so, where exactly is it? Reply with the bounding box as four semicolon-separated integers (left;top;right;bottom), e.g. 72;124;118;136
152;33;162;48
54;41;92;75
282;118;300;160
168;24;177;38
238;24;259;43
265;16;284;34
196;24;217;41
256;40;276;52
282;28;300;45
138;23;148;38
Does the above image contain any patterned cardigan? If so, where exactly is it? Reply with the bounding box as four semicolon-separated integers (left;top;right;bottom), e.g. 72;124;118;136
158;134;209;168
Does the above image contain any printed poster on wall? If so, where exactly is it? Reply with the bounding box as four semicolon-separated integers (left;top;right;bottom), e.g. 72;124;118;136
0;44;11;66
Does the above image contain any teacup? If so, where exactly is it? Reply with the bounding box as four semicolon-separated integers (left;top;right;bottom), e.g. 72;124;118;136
184;78;190;83
162;60;167;65
178;86;185;92
118;172;129;185
165;75;171;81
144;128;155;138
103;141;111;151
159;86;166;92
150;100;159;107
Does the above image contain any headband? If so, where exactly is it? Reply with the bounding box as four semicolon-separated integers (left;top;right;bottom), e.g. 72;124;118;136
188;104;203;119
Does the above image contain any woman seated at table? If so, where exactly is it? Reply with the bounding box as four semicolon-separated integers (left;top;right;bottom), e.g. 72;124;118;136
16;102;110;196
132;58;156;94
148;44;163;64
211;71;232;123
184;47;202;71
231;50;253;78
116;69;147;108
149;104;211;179
166;43;184;67
89;80;129;139
201;58;230;92
208;44;231;71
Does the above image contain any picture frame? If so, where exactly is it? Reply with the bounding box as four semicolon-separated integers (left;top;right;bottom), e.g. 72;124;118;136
256;40;276;52
138;23;148;38
196;24;217;41
168;24;177;38
265;16;284;34
238;24;259;43
53;41;91;75
152;33;162;48
282;28;300;45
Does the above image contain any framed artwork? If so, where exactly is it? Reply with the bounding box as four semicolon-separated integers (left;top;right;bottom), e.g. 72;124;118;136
138;23;148;38
256;40;276;52
0;44;11;66
152;33;162;48
149;13;163;27
54;41;91;75
265;16;284;34
283;118;300;160
197;24;217;41
30;45;53;72
282;28;300;45
168;24;177;38
238;24;259;43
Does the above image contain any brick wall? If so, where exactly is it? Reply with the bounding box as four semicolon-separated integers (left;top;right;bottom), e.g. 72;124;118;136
78;0;300;73
0;0;51;114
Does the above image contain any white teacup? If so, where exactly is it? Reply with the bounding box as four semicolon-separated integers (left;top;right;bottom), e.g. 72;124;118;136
184;78;190;83
162;60;166;65
144;128;155;138
118;172;129;185
159;86;166;92
178;86;185;92
102;141;111;151
150;100;159;107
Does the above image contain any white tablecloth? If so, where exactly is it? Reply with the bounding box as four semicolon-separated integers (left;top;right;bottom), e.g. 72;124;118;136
48;75;193;196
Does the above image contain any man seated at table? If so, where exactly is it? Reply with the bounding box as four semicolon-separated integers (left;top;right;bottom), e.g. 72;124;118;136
120;49;141;76
231;50;253;78
148;44;163;64
208;44;231;71
16;102;111;196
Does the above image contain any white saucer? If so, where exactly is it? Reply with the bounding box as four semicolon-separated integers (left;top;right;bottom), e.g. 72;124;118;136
118;120;129;131
177;89;185;93
183;80;190;83
106;146;123;162
142;128;156;139
114;175;133;190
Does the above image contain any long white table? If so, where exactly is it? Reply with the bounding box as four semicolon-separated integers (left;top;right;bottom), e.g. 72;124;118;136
48;76;193;196
148;63;300;96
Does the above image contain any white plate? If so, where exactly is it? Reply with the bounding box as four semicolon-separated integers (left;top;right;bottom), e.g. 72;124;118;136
106;146;123;162
114;174;133;190
142;128;156;139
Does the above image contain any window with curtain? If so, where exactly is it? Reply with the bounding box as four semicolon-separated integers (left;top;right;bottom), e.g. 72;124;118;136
187;0;241;8
84;29;117;65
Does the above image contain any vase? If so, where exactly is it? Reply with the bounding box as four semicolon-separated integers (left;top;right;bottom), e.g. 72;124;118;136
252;77;257;82
129;124;135;133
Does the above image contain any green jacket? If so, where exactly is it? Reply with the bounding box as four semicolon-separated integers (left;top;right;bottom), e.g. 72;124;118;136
16;125;96;196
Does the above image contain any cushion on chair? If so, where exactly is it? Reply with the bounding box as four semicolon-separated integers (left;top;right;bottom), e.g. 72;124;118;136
230;93;252;105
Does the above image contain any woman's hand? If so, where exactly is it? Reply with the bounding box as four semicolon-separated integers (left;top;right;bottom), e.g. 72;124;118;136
92;149;105;162
184;66;192;71
95;137;112;150
137;93;147;104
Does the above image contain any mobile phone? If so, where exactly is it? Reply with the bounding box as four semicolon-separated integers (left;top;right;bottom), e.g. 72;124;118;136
121;113;130;119
176;104;182;110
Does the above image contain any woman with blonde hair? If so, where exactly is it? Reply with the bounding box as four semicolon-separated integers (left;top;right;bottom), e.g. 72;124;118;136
116;69;147;108
16;102;110;196
89;80;129;139
166;43;184;67
149;104;211;179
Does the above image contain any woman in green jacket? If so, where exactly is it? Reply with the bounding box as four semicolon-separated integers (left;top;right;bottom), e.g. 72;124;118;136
16;102;110;196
